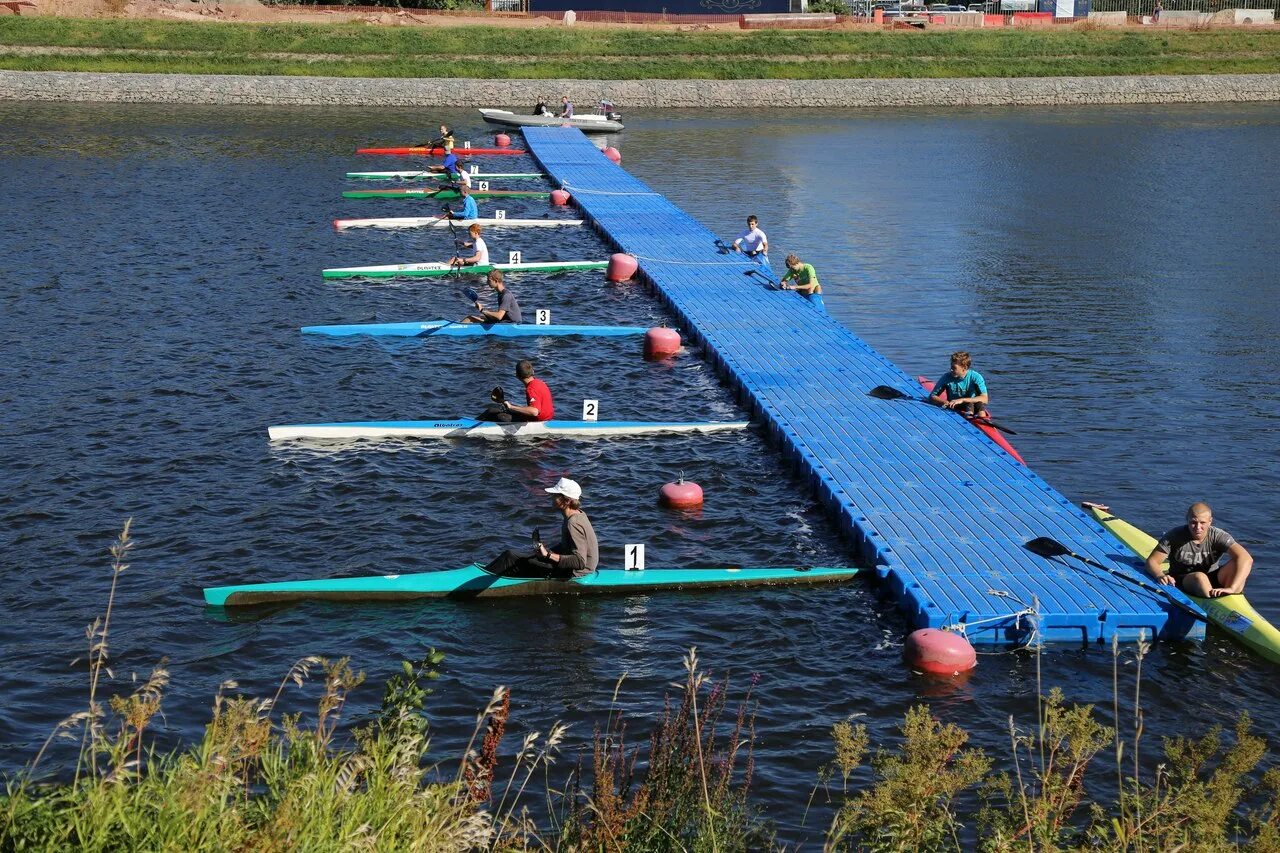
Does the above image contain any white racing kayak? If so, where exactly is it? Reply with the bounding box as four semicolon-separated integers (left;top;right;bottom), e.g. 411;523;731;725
322;259;607;280
346;171;545;182
301;319;648;338
268;419;749;442
334;216;583;231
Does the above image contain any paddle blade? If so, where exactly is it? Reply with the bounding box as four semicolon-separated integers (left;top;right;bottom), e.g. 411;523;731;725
868;385;909;401
462;287;480;303
491;386;505;404
532;527;542;544
1024;537;1071;558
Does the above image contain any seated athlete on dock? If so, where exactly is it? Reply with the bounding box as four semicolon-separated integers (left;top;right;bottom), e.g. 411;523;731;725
443;185;479;221
731;215;768;259
482;478;599;580
1148;502;1254;598
779;253;821;298
478;359;554;423
462;270;521;325
928;351;989;417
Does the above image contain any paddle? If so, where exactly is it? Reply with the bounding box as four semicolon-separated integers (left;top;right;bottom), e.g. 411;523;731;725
1023;536;1206;622
744;268;780;290
867;385;1018;436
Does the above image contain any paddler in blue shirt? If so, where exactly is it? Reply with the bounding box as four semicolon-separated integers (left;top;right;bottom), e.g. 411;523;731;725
427;150;460;175
927;351;989;417
443;185;479;221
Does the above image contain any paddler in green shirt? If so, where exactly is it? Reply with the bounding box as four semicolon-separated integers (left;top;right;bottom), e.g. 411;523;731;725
779;253;821;296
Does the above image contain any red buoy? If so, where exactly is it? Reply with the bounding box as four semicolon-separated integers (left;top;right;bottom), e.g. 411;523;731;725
549;189;571;206
494;133;512;148
660;477;703;509
606;253;638;282
903;629;976;675
643;327;681;360
603;147;622;164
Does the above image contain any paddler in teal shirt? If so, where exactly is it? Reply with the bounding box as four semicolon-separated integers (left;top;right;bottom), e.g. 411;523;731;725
928;351;989;417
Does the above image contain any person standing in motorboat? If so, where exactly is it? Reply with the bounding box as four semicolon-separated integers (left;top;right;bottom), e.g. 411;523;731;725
731;215;769;260
448;222;489;267
462;270;522;325
479;359;554;423
482;477;599;580
557;96;575;119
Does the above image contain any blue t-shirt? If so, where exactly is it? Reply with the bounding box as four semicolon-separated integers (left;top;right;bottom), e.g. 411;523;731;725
442;152;459;170
933;369;987;402
460;195;479;220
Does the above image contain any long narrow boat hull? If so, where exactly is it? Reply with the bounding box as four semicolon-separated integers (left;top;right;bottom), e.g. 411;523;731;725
333;216;582;231
918;377;1025;465
268;419;750;442
357;147;526;156
343;189;549;200
322;260;607;280
480;109;624;134
300;320;648;338
1089;506;1280;664
204;564;859;606
346;171;544;182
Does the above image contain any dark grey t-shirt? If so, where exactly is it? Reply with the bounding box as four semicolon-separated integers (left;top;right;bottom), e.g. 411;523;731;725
1156;525;1236;576
497;288;522;323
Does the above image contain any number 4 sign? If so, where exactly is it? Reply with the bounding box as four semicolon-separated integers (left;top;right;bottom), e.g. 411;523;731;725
625;544;646;571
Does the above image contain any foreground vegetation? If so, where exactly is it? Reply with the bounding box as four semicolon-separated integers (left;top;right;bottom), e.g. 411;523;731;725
2;18;1279;78
4;524;1280;849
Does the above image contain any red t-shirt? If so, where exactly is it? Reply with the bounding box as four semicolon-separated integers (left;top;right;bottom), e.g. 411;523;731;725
525;378;554;421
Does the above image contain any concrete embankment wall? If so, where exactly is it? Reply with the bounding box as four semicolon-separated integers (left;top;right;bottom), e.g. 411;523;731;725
2;70;1280;106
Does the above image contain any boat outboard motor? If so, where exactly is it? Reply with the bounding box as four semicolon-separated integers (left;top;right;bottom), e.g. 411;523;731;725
600;100;622;122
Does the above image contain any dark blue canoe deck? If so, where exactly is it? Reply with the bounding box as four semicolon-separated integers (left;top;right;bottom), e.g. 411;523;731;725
523;128;1203;646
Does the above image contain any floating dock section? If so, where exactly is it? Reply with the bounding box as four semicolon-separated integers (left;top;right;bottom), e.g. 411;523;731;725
523;128;1202;646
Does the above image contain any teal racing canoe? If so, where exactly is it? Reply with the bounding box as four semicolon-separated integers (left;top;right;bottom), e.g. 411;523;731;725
204;564;860;606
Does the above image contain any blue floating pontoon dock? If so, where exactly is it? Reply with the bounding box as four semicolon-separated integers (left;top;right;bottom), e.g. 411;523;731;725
523;128;1204;646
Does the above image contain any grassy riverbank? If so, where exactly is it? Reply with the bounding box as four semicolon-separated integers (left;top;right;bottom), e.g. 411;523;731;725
4;526;1280;850
2;18;1279;78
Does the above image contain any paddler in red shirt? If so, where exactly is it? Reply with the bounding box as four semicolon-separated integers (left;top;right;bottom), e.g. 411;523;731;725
481;359;554;422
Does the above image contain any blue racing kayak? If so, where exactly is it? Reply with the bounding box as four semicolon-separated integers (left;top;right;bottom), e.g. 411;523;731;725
302;320;649;338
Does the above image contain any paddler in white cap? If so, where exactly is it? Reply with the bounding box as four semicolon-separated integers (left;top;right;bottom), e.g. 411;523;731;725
481;477;599;580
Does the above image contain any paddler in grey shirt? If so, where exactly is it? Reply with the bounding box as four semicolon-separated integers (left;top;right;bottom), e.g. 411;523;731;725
1146;501;1254;598
462;269;522;324
481;477;599;580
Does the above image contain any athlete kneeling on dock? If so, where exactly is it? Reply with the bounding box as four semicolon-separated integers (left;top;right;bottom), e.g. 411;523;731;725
463;270;521;324
928;351;989;417
479;359;553;422
483;477;599;580
779;254;821;298
1148;502;1254;598
732;215;768;259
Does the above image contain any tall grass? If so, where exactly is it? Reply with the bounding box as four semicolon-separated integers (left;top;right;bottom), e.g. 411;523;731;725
5;524;1280;850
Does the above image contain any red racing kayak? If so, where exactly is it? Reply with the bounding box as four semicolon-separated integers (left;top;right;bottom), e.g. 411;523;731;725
357;146;527;156
917;376;1025;465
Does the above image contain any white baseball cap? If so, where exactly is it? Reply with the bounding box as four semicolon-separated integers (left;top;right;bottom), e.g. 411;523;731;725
544;477;582;500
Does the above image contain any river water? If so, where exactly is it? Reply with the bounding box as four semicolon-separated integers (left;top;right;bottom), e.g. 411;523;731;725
1;101;1277;844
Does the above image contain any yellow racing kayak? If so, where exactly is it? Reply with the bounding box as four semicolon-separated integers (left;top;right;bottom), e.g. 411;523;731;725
1088;505;1280;664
